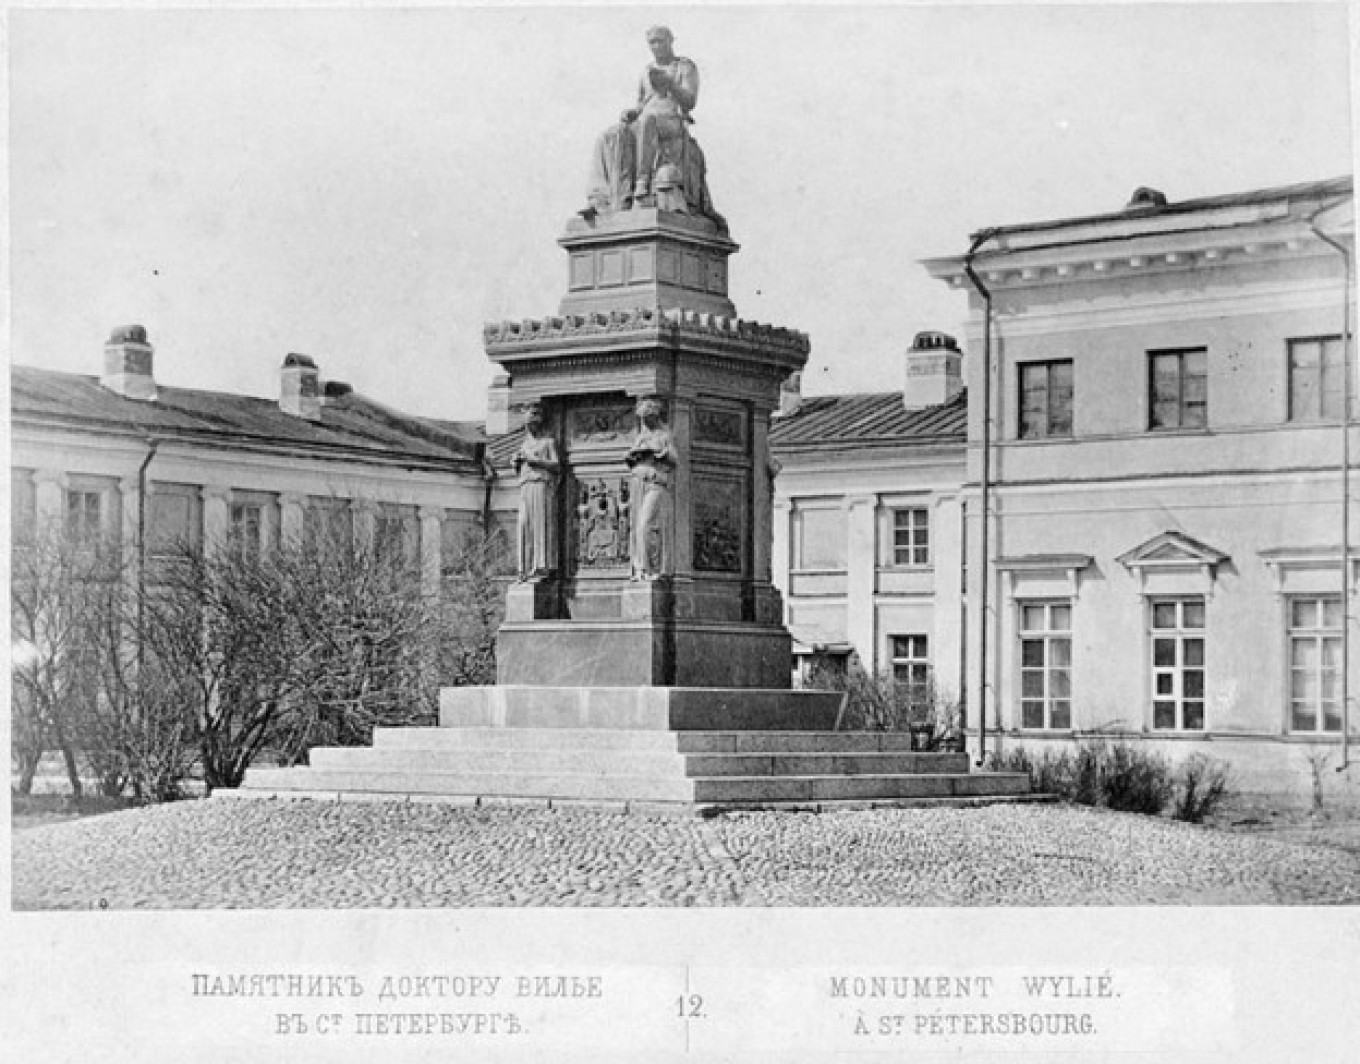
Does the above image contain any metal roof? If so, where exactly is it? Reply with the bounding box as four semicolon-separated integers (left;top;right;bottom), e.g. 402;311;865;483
11;365;486;470
769;389;966;451
973;176;1352;241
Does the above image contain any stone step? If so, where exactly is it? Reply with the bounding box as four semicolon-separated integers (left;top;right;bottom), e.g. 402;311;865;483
375;727;931;755
440;686;843;731
691;772;1031;804
241;765;1029;804
308;746;969;778
243;766;699;802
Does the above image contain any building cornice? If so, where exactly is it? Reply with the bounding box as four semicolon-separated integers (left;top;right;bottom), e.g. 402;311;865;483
924;207;1352;294
10;417;485;478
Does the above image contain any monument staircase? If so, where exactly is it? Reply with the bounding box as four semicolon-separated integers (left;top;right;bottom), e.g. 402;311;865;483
242;687;1032;811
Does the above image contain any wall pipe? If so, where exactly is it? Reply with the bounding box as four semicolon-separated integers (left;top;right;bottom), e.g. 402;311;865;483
963;229;999;767
1309;213;1354;773
135;438;160;694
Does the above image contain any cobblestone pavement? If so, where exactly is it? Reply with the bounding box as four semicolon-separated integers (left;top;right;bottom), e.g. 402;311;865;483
11;797;1360;908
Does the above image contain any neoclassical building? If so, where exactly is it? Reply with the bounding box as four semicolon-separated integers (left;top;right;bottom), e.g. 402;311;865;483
13;176;1356;797
11;329;496;588
772;176;1357;795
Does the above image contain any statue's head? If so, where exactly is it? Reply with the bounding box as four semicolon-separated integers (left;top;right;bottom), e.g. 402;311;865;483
645;25;674;60
636;397;664;426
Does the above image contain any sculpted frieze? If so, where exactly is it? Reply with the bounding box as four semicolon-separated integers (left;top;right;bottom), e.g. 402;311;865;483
568;404;637;446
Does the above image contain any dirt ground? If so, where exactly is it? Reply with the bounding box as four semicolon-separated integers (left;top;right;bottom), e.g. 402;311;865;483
1205;793;1360;856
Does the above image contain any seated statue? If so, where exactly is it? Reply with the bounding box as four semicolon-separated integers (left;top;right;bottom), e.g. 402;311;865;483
585;26;726;232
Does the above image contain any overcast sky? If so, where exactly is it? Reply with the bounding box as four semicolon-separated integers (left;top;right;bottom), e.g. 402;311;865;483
8;3;1354;423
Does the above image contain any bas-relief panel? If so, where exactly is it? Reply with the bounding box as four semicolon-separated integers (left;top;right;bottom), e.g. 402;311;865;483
573;476;631;570
693;475;744;573
692;405;745;448
567;402;636;446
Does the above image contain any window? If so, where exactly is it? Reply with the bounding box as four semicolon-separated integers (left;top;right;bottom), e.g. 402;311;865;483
305;498;353;549
147;485;200;557
65;489;103;546
794;505;845;570
12;470;36;543
1019;602;1072;729
890;634;930;705
1289;596;1343;733
1018;360;1073;439
891;508;929;566
376;505;417;565
1288;336;1349;421
1149;349;1207;430
1150;598;1206;730
230;502;264;559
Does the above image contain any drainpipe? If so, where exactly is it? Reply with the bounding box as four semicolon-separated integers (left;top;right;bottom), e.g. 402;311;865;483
1309;213;1354;772
963;229;999;767
135;438;160;694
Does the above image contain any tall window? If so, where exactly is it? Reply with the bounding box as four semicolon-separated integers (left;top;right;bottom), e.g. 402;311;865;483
1018;360;1074;439
794;505;845;571
376;505;417;565
305;498;353;549
1289;596;1342;733
230;501;264;559
1288;336;1348;421
65;489;103;546
1019;602;1072;729
12;470;36;544
1149;349;1207;430
147;486;200;558
891;508;929;566
890;634;930;705
1151;598;1206;730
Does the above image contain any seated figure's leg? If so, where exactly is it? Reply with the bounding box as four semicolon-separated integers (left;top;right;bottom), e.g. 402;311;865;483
633;113;686;200
588;122;636;212
632;113;659;199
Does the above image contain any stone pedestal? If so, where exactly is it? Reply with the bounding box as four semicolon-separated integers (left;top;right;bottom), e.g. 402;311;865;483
559;209;738;319
486;210;809;690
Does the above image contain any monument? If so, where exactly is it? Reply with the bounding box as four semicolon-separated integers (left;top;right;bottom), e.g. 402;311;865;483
242;27;1029;809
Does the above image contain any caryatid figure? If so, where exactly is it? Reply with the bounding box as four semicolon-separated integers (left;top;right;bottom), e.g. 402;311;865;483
625;397;675;580
513;403;560;580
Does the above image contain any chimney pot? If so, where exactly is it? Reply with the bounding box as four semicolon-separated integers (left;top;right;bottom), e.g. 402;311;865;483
102;324;157;401
903;330;963;411
776;371;803;418
280;353;322;420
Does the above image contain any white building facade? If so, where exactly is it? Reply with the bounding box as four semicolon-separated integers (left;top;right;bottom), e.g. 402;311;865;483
11;328;498;591
921;177;1358;796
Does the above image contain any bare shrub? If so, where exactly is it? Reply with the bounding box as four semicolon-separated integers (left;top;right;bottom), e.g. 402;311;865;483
1173;753;1232;823
990;738;1174;816
1100;741;1174;815
813;666;961;748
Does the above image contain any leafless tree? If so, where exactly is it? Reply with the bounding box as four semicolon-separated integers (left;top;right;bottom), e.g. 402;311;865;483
10;528;120;797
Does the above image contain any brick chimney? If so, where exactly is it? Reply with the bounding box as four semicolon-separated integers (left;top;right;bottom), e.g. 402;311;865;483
102;324;157;401
484;375;514;436
903;331;962;411
776;370;803;418
280;353;321;420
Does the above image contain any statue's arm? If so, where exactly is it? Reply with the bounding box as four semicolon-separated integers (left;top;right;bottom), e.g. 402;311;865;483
670;59;699;113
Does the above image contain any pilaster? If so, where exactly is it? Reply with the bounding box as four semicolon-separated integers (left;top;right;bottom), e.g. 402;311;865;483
845;495;878;671
33;469;67;528
419;506;444;598
279;493;305;544
201;486;231;547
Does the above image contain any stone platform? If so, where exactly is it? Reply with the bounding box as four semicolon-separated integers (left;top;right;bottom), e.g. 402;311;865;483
241;687;1032;811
